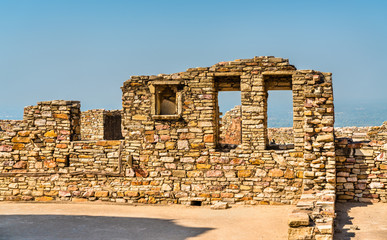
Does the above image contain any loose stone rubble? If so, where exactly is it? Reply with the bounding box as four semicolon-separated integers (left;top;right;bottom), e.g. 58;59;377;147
0;57;385;240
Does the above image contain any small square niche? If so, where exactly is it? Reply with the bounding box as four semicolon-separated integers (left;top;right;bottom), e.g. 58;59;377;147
149;81;183;120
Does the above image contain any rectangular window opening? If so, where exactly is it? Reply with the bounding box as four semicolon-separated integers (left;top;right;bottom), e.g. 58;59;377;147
103;111;123;140
157;85;178;115
150;82;183;120
215;76;241;152
265;75;294;150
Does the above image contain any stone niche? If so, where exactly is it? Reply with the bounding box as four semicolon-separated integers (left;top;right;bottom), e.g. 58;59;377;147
149;80;183;120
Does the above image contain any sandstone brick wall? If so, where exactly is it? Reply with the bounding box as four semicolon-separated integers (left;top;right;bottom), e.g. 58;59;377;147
0;100;81;173
0;57;339;240
121;57;335;196
335;130;386;203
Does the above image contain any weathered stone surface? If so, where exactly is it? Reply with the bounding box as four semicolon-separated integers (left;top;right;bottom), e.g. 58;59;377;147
197;164;211;169
95;191;109;198
13;161;27;169
11;137;30;143
316;134;334;142
269;169;284;177
177;140;189;150
172;170;186;177
288;227;314;240
210;202;229;210
35;196;54;201
288;212;310;227
53;114;69;119
132;115;147;121
0;145;13;152
206;170;223;177
238;170;252;178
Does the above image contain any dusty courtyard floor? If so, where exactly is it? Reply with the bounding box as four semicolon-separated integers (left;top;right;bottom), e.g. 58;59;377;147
0;202;293;240
335;202;387;240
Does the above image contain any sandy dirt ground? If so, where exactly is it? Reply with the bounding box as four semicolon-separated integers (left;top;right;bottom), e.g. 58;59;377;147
0;202;294;240
335;202;387;240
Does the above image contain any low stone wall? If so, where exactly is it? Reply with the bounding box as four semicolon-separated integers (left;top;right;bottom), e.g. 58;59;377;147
336;138;386;203
0;101;302;205
334;126;371;141
268;127;294;145
0;145;303;204
0;139;124;202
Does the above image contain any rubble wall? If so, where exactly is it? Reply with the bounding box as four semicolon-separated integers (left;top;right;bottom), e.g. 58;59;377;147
121;57;335;208
0;57;338;240
81;109;105;140
335;122;387;203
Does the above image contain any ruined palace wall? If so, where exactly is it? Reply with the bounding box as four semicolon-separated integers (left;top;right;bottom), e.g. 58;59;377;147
1;57;335;216
121;57;335;205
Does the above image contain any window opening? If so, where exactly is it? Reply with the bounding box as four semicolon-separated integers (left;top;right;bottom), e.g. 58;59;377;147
103;111;123;140
157;86;177;115
150;81;183;120
215;76;241;151
264;74;294;150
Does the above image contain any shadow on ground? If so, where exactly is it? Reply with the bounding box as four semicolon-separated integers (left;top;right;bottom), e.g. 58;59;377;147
335;202;372;240
0;215;213;240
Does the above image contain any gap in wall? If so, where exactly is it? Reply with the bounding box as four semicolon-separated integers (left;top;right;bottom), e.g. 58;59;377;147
267;90;294;148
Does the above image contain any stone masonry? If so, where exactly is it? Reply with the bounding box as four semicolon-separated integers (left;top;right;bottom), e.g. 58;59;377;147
1;56;384;239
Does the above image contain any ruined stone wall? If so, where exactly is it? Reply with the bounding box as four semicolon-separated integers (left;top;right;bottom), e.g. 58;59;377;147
120;57;335;207
0;100;81;173
0;57;339;240
0;139;123;202
335;123;387;203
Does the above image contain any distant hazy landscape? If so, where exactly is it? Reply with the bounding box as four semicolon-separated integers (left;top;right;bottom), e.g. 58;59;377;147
267;102;386;128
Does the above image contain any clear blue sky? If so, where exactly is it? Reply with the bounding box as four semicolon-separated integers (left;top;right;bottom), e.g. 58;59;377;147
1;0;386;126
